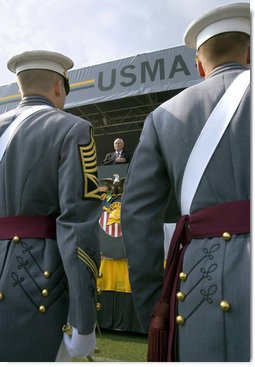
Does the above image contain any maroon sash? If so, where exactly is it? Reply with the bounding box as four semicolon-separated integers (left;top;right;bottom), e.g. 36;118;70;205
147;200;250;362
0;215;56;239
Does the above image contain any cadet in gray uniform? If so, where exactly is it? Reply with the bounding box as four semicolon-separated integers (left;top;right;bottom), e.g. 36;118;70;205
121;3;250;362
0;50;102;361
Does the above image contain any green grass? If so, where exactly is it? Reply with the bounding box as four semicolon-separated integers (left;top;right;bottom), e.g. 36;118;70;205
74;329;148;362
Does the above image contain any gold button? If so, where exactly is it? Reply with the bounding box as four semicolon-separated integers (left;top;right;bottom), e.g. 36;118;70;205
0;292;4;301
98;272;103;278
97;287;102;294
96;302;102;311
43;271;51;279
176;291;185;301
179;272;187;281
62;324;73;336
42;289;49;297
39;305;46;313
220;300;231;311
13;236;20;243
176;315;185;325
222;232;232;241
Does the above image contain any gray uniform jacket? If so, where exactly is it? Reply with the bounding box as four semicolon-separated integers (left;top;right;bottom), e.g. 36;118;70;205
121;64;250;362
0;96;102;361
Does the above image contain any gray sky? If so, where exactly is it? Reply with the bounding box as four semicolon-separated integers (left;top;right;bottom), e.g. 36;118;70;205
0;0;250;86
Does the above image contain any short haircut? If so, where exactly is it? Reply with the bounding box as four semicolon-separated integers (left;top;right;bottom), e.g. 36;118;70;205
199;32;250;62
17;69;63;94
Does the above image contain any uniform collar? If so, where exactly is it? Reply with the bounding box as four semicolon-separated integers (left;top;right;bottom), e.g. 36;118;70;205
208;63;248;79
18;96;54;108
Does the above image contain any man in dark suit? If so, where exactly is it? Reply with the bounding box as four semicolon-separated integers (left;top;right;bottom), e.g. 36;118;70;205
102;138;131;165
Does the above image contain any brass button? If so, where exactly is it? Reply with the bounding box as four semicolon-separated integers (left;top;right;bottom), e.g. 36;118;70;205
97;287;102;294
222;232;232;241
43;271;51;279
39;305;46;313
176;291;185;301
42;289;49;297
98;272;103;278
62;324;73;336
0;292;4;301
220;300;231;312
179;272;187;281
176;315;185;325
13;236;20;243
96;302;102;311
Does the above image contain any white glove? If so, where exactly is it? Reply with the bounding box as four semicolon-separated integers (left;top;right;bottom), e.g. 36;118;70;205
63;324;96;358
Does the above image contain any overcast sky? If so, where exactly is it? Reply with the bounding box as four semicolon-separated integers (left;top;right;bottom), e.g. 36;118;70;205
0;0;251;86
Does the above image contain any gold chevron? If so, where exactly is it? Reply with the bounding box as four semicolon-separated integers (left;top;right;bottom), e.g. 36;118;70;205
79;129;101;200
77;247;98;280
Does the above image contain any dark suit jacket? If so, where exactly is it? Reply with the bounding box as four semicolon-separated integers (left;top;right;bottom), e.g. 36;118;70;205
102;149;131;165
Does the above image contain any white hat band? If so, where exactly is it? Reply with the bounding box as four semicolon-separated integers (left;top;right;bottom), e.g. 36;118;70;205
196;16;250;49
15;60;66;77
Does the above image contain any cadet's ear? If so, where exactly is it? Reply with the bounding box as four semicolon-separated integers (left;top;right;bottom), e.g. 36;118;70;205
246;46;250;65
54;79;62;96
197;60;205;78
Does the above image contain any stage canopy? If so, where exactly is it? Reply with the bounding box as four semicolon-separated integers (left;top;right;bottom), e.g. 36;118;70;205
0;45;201;161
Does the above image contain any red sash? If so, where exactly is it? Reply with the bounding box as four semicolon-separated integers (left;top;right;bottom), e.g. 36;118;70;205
0;215;56;239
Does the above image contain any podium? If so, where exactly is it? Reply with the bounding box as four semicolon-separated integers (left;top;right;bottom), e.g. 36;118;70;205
97;164;145;333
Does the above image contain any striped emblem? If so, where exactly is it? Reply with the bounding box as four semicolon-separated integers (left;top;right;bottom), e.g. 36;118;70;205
99;210;122;238
77;247;98;280
79;129;101;201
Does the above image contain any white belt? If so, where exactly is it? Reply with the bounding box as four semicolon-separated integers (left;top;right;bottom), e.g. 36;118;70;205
0;105;52;162
180;70;250;215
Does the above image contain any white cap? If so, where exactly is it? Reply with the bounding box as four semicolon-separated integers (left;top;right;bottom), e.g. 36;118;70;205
7;50;74;94
184;2;250;50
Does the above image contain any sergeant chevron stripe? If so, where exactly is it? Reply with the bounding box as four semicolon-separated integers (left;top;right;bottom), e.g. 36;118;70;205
79;129;101;200
77;247;98;280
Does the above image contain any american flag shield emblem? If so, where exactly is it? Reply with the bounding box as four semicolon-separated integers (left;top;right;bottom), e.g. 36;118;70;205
98;174;125;238
99;210;122;237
